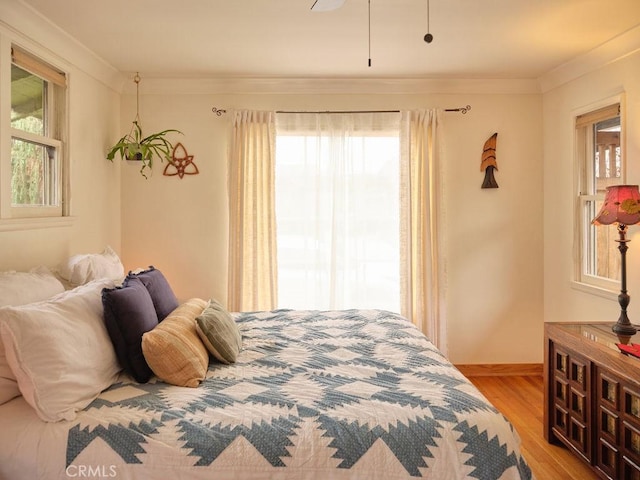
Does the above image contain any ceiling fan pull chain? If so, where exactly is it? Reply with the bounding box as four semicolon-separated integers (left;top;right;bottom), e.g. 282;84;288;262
368;0;372;67
424;0;433;43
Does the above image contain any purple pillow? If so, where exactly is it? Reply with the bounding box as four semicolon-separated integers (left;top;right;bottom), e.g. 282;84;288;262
126;267;179;321
102;277;158;382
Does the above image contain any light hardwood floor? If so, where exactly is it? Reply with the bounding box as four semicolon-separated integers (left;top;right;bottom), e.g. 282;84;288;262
468;375;598;480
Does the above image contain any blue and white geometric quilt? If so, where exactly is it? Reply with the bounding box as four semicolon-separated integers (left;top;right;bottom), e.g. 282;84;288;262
66;309;533;479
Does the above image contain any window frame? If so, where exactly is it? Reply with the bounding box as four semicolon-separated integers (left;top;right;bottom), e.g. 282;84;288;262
0;39;69;222
573;95;625;297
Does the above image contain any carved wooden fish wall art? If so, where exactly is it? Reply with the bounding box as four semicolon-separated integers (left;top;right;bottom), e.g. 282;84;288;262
480;132;498;189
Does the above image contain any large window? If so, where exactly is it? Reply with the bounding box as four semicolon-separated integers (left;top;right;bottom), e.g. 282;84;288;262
7;46;66;218
275;113;401;311
576;102;622;292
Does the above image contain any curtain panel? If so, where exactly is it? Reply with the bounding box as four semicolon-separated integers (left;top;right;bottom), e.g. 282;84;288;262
228;110;278;312
400;109;446;352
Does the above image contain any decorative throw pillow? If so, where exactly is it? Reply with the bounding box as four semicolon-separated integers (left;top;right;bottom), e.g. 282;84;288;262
57;246;125;286
195;300;242;364
102;277;159;383
127;267;178;321
0;279;120;422
141;298;208;387
0;266;66;405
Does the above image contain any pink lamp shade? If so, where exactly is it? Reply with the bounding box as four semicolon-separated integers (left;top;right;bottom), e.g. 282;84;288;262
592;185;640;226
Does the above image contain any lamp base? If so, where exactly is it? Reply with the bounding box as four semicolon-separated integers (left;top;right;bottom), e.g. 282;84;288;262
612;321;637;337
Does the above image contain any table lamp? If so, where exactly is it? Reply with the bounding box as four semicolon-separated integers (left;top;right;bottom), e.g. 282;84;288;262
592;184;640;337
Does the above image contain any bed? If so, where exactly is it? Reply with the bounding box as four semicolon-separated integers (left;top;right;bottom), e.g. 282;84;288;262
0;257;532;480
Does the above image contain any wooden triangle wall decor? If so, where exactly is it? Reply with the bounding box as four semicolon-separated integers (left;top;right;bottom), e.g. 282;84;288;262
164;142;199;179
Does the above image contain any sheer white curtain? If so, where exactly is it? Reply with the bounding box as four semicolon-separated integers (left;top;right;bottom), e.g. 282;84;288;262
228;110;278;312
400;109;446;351
275;112;401;311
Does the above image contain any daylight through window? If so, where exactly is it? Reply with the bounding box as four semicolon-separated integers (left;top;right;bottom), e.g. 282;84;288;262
9;46;66;217
275;113;401;311
576;102;622;291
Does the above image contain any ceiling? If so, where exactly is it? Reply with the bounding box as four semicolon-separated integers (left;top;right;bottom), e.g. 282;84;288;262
20;0;640;80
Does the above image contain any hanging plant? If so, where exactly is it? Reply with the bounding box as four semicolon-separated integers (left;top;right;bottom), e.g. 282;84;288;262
106;73;182;179
107;121;181;179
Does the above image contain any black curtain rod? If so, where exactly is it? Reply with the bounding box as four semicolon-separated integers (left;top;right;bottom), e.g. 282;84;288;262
212;105;471;116
277;105;471;114
277;109;400;114
446;105;472;113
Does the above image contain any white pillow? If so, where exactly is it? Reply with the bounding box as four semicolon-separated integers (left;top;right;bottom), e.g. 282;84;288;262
0;266;66;405
57;246;125;286
0;349;17;405
0;266;65;307
0;279;120;422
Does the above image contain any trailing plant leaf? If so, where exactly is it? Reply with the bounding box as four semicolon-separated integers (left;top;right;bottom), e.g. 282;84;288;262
106;121;182;179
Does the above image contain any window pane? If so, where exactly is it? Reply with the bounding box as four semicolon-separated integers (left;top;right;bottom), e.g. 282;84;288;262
11;138;58;207
584;198;620;281
593;116;621;190
592;115;621;281
11;64;45;136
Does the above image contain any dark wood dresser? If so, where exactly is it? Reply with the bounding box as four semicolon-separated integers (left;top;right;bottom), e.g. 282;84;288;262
544;322;640;479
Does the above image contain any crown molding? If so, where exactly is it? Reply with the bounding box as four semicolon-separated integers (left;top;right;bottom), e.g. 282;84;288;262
127;76;541;96
538;25;640;93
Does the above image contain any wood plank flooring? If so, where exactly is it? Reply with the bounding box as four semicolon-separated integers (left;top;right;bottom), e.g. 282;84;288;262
468;375;598;480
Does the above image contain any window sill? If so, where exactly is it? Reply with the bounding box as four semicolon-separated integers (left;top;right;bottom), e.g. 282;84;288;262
571;280;619;302
0;216;76;232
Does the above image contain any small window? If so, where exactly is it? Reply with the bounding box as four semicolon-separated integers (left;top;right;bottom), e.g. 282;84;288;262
575;102;622;291
9;46;66;217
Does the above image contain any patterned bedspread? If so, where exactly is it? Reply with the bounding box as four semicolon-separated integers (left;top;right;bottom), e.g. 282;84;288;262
65;309;532;479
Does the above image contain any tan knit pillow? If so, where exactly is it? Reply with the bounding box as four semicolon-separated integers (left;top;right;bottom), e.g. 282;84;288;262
141;298;208;387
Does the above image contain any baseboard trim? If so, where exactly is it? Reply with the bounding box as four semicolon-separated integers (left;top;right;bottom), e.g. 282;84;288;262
455;363;543;377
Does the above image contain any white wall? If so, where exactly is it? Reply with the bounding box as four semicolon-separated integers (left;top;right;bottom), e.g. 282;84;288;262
119;86;544;365
120;92;229;302
445;93;543;363
0;1;122;272
543;50;640;324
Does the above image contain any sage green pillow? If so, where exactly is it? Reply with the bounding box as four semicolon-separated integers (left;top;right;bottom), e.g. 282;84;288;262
195;300;242;364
